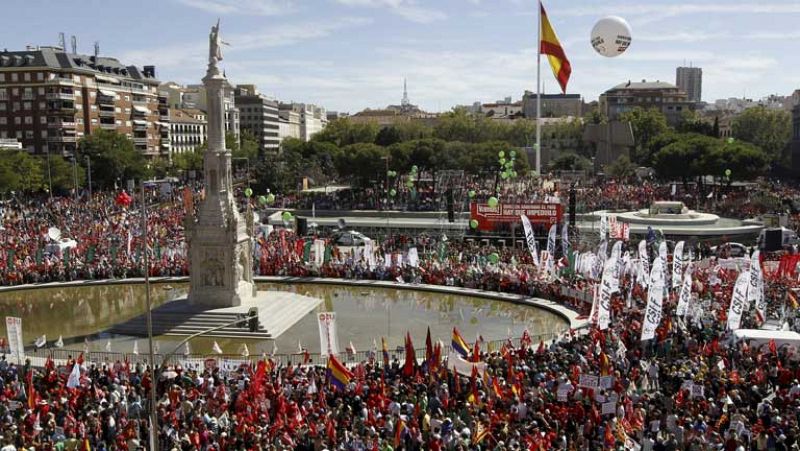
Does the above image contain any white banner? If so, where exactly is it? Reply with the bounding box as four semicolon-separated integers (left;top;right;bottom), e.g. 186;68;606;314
638;240;649;288
727;270;751;331
562;222;569;255
749;251;766;325
598;257;616;330
5;317;24;364
317;312;339;356
407;247;419;268
313;239;326;268
658;241;668;284
599;213;608;240
520;215;540;266
641;258;665;341
610;241;623;294
676;263;694;316
364;239;376;269
672;241;685;289
546;224;557;277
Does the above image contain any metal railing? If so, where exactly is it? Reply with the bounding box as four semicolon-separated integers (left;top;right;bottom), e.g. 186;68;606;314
20;332;561;370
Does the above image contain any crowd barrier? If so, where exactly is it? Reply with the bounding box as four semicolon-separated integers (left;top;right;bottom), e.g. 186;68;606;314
16;332;562;371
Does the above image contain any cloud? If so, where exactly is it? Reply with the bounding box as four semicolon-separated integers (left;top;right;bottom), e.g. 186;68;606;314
175;0;297;15
120;17;370;75
334;0;446;23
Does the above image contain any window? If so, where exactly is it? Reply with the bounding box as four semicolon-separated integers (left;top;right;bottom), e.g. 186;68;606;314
12;88;18;96
40;116;46;124
24;116;33;125
23;102;31;110
77;118;83;124
23;73;30;82
75;104;82;110
0;118;5;125
36;73;43;81
124;96;130;101
125;108;131;113
126;121;131;126
14;117;20;125
0;103;5;111
0;131;6;138
11;73;17;82
39;102;45;110
116;120;122;125
41;130;47;138
0;90;6;101
38;88;44;96
90;105;97;111
15;131;22;139
25;130;33;139
91;118;98;125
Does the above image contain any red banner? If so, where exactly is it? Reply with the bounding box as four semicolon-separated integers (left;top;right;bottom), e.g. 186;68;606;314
470;202;563;231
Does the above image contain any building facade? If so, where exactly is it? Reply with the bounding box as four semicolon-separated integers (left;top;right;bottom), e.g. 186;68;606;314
279;102;327;141
600;80;694;126
0;47;167;157
522;92;582;118
169;108;207;154
278;109;300;142
234;84;280;154
159;81;239;146
676;66;702;104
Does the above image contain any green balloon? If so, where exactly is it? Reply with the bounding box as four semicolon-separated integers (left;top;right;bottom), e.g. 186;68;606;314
411;165;418;173
488;252;500;264
500;172;509;180
258;195;267;205
406;181;414;188
469;219;479;229
506;162;514;169
266;193;276;205
244;187;253;197
727;137;735;144
487;196;498;208
511;171;517;178
499;158;506;165
389;188;397;197
498;151;505;158
281;211;293;222
509;150;516;158
725;169;732;176
468;190;476;198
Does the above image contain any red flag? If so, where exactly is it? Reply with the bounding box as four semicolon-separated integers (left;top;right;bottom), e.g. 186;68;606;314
471;340;481;363
402;332;416;377
425;327;433;364
536;340;545;354
769;339;778;356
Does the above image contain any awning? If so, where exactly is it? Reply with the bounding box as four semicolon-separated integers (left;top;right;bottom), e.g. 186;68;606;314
133;106;149;114
133;120;148;126
95;74;120;84
98;89;116;97
155;121;170;126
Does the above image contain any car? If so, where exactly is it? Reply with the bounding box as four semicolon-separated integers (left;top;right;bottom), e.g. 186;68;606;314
712;242;748;258
331;230;371;247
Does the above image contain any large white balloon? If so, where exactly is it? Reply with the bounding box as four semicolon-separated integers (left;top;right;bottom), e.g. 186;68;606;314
591;16;632;58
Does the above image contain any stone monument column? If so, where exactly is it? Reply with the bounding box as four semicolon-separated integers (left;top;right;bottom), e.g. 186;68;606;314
187;21;255;308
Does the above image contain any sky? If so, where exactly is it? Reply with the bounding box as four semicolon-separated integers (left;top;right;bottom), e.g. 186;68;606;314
2;0;799;113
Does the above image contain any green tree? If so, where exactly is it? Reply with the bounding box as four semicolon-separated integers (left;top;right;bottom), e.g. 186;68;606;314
704;140;770;181
549;153;592;172
334;143;388;186
731;106;792;162
375;126;402;147
312;118;379;147
604;155;637;181
78;130;147;188
43;155;85;194
619;107;670;165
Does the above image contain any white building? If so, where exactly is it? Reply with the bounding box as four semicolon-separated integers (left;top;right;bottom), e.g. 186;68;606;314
169;108;207;154
279;102;327;141
159;81;240;145
278;109;301;142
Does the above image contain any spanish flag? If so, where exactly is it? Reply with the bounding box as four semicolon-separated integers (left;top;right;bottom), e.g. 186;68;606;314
326;354;353;391
381;337;390;367
394;417;407;448
452;327;470;359
540;1;571;94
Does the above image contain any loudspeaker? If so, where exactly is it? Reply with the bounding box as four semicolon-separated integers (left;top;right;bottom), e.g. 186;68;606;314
296;217;308;236
765;229;782;251
446;189;454;223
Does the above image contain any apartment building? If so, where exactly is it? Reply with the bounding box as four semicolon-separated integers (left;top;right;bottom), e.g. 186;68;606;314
0;46;167;157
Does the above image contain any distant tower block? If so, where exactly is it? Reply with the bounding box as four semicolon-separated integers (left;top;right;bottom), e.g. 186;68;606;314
401;77;410;108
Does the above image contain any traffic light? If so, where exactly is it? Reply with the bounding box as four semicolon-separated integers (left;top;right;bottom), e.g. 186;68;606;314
247;307;259;332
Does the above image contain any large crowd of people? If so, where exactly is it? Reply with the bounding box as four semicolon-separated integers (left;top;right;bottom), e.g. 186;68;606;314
1;178;800;449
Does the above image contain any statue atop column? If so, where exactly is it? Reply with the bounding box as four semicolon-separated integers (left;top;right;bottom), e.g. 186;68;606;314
209;19;223;66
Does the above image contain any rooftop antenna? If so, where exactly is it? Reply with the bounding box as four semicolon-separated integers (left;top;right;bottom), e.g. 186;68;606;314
58;32;65;51
71;36;77;54
94;41;99;59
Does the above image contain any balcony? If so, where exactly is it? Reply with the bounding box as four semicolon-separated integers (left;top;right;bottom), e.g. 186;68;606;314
46;92;74;100
161;137;170;146
98;109;116;118
47;120;77;129
97;95;115;105
46;77;75;86
48;135;78;143
100;123;116;130
48;105;76;115
133;137;148;145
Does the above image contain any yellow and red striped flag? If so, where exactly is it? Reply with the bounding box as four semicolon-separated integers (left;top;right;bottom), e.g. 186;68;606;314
539;1;571;93
788;290;799;309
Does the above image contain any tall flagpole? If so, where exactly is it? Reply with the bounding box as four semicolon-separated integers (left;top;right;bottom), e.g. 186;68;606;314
536;0;542;176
